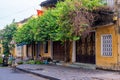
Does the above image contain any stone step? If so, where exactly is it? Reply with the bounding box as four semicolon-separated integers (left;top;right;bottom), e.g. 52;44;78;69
55;62;96;69
69;63;96;69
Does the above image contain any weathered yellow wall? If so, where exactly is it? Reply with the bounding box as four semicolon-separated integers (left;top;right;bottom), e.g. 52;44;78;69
117;33;120;63
23;45;27;58
40;41;52;58
10;48;15;57
96;24;119;70
0;42;3;55
28;45;32;57
26;42;52;59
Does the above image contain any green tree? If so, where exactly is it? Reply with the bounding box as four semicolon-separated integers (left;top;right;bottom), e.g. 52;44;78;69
14;0;105;62
0;22;17;56
14;18;37;43
55;0;104;40
34;0;104;41
32;0;104;61
33;10;60;42
15;0;104;43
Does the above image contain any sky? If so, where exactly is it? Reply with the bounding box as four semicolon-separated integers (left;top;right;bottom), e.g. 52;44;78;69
0;0;45;30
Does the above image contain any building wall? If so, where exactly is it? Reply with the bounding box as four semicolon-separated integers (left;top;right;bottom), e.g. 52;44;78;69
22;45;27;58
27;45;32;58
117;29;120;66
0;42;3;56
10;48;15;57
15;45;22;57
96;24;120;70
40;41;52;58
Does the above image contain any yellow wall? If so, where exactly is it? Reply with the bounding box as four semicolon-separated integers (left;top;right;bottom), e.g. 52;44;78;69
28;45;32;57
117;32;120;64
0;41;3;56
40;41;52;58
10;47;15;57
26;41;52;59
22;45;27;58
96;24;119;69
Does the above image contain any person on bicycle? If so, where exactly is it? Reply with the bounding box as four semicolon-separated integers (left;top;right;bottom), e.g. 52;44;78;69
8;54;14;67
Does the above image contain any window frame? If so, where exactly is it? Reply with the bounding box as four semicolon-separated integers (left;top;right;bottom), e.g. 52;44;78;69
101;34;112;57
44;41;48;53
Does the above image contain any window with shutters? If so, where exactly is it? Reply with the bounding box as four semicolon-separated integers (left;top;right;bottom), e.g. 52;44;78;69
101;34;112;56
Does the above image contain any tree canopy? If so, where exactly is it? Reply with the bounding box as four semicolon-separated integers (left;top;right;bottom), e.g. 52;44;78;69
14;18;37;43
0;22;17;55
33;0;104;41
14;0;105;43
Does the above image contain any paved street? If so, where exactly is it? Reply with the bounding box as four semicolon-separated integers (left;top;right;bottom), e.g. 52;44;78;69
0;67;48;80
0;64;120;80
17;64;120;80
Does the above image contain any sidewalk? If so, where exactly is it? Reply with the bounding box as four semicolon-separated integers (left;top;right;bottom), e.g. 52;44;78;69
16;64;120;80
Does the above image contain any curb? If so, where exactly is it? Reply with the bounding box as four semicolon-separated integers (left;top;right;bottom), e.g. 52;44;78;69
16;67;60;80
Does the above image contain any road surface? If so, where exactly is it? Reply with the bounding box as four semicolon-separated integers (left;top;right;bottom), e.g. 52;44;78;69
0;67;48;80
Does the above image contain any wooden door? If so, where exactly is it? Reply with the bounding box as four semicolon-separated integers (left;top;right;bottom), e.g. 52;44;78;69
53;41;65;61
76;32;95;64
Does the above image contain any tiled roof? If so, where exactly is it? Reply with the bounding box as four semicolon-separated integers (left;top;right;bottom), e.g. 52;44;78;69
40;0;63;7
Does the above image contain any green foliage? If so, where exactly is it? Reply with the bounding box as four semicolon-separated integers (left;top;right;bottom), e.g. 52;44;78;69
54;0;104;40
26;60;35;64
34;0;78;41
49;0;104;41
17;61;23;64
0;58;3;64
0;22;17;56
14;0;104;43
35;60;44;64
33;10;60;41
53;0;76;41
25;60;43;64
81;0;103;10
14;18;37;43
